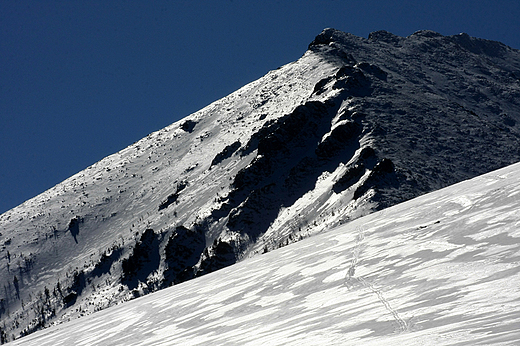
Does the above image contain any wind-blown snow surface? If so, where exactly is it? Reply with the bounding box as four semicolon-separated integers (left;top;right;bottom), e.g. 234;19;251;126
11;162;520;345
1;29;520;340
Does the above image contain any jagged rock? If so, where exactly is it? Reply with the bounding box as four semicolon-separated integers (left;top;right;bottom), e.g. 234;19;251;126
315;121;360;158
122;229;160;289
180;120;197;132
197;238;236;276
158;181;188;211
162;225;205;286
210;141;241;167
368;30;401;44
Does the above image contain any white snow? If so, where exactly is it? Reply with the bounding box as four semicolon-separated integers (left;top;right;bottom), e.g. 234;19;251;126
10;161;520;345
2;29;520;342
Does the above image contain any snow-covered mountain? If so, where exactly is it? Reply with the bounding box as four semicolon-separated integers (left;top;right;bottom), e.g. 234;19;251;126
1;28;520;342
10;160;520;346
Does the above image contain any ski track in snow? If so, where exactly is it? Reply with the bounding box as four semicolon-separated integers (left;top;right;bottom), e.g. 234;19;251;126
10;162;520;346
354;276;408;333
345;212;409;334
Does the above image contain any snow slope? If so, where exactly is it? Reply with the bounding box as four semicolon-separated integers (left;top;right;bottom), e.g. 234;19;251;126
0;46;343;340
10;161;520;346
1;28;520;340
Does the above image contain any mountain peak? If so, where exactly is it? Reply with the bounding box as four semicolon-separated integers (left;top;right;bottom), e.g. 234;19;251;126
308;27;362;49
368;30;401;43
409;29;444;38
2;28;520;342
451;31;513;57
310;28;517;59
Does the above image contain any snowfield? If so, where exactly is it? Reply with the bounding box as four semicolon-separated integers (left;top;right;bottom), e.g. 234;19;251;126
11;161;520;345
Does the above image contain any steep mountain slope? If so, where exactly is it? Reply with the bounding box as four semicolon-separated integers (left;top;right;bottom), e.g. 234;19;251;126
10;161;520;346
1;28;520;341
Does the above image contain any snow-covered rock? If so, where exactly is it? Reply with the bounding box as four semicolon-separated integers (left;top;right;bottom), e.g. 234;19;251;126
1;28;520;341
10;160;520;345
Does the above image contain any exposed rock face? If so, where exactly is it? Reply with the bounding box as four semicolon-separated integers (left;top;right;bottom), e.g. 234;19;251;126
1;28;520;341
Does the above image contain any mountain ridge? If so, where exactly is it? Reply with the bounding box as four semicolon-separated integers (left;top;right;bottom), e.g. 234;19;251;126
1;28;520;342
9;160;520;345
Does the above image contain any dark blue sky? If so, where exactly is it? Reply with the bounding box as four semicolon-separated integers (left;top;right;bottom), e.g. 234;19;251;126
1;0;520;214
